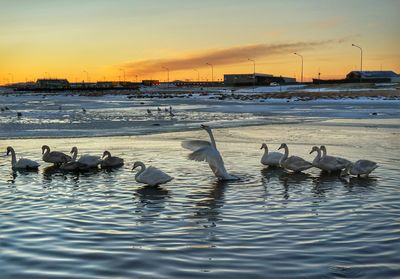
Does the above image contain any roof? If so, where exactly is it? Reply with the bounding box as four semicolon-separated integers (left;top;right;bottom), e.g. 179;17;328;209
348;71;399;78
224;73;273;77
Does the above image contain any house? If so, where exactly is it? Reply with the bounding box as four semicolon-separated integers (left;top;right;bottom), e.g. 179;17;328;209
346;71;400;83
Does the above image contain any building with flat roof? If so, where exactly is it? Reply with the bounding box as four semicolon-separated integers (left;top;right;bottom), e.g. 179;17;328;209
36;79;70;89
346;71;400;83
224;73;296;86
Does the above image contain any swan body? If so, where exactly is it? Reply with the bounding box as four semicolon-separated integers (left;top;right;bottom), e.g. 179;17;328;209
132;161;174;186
182;124;238;180
100;151;124;168
310;146;346;173
320;145;351;167
260;143;283;167
42;145;71;165
6;146;40;170
278;143;313;172
341;160;378;177
71;147;101;168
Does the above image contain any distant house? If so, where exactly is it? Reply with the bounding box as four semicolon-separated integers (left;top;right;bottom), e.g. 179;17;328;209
224;73;296;86
346;71;400;83
36;79;70;89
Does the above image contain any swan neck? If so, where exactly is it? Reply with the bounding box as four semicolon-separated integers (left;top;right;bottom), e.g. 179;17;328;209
135;162;146;179
72;149;78;161
264;145;268;154
280;145;288;165
43;147;50;157
10;149;17;167
206;129;217;148
314;149;321;162
321;148;327;157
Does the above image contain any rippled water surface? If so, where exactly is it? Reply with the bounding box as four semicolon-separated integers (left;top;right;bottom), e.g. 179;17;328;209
1;124;399;279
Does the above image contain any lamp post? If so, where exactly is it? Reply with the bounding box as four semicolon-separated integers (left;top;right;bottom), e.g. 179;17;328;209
293;53;303;83
206;63;214;83
248;58;256;87
162;66;170;86
119;68;126;82
351;44;363;83
193;69;200;81
83;70;89;83
8;73;14;83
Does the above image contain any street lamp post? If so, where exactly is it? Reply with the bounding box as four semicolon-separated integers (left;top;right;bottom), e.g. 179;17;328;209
162;66;170;87
206;63;214;83
193;69;200;81
248;58;256;87
294;53;303;83
351;44;363;83
83;70;89;83
119;68;126;82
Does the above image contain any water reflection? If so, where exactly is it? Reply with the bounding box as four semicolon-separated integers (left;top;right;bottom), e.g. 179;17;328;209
340;176;378;190
133;185;170;222
192;179;228;227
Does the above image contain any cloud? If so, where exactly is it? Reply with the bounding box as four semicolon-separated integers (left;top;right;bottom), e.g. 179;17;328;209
121;39;346;75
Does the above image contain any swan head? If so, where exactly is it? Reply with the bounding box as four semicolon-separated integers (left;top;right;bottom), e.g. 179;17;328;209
278;143;287;150
340;163;353;177
132;161;144;170
200;124;211;131
310;146;319;154
260;143;267;150
42;145;50;154
102;151;111;159
6;146;13;155
70;146;78;154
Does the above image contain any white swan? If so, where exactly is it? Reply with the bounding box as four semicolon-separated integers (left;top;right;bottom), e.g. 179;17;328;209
320;145;351;167
278;143;313;172
310;146;346;174
59;147;88;171
42;145;71;165
6;146;40;170
341;160;378;177
132;161;174;186
100;151;124;168
260;143;283;167
71;146;101;168
182;124;238;180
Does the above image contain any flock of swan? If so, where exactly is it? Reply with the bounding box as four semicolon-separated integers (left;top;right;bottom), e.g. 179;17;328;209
5;125;378;186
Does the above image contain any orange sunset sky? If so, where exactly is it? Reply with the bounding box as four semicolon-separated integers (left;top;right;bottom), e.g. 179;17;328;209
1;0;399;84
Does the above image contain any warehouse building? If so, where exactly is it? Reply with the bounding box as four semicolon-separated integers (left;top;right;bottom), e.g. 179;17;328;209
224;73;296;86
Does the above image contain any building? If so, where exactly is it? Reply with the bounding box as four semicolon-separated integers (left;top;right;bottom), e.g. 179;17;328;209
346;71;400;83
142;80;160;86
224;73;296;86
36;79;70;89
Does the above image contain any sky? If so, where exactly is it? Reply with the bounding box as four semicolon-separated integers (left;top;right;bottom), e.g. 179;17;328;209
1;0;399;84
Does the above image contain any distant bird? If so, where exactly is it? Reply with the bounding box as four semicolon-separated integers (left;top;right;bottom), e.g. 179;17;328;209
17;112;22;117
164;107;169;112
100;151;124;169
42;145;71;166
132;161;174;186
6;146;40;170
1;107;4;112
147;109;152;115
182;124;238;180
169;110;175;117
341;160;378;178
278;143;313;172
260;143;283;167
82;108;86;113
157;107;161;113
5;106;9;110
59;106;62;111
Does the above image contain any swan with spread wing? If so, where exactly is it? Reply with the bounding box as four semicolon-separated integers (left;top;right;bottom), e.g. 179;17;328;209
182;124;238;180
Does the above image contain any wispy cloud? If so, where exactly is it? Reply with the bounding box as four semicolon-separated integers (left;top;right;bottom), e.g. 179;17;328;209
121;39;346;75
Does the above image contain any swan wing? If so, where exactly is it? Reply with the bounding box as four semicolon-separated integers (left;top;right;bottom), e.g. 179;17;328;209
181;140;211;151
45;151;71;164
262;152;283;165
353;160;378;173
138;166;173;186
285;156;313;171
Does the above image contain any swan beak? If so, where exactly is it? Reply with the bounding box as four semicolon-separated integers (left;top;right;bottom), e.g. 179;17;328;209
6;150;10;156
260;145;263;150
309;150;314;154
132;165;138;170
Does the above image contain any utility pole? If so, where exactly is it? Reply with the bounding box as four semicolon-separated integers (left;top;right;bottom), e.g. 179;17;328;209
248;58;256;88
